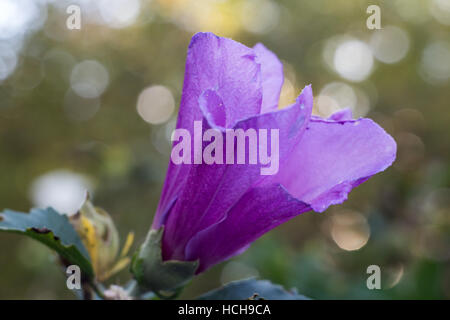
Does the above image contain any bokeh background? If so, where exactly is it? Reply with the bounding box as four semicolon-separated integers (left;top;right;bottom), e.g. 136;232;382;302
0;0;449;299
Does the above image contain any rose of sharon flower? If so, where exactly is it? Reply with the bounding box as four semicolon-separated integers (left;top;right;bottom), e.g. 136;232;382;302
151;32;396;274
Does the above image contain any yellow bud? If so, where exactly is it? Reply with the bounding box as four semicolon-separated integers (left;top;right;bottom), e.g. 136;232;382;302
70;194;133;282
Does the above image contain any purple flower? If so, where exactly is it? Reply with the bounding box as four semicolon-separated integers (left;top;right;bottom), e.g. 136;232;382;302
151;32;396;273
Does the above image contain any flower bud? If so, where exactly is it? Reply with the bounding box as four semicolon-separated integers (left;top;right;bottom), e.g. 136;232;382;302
70;194;133;281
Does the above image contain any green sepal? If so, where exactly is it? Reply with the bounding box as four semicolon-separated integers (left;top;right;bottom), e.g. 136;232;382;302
0;207;94;279
131;227;198;295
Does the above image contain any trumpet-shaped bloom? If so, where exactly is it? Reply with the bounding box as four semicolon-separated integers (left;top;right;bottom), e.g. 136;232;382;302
151;32;396;273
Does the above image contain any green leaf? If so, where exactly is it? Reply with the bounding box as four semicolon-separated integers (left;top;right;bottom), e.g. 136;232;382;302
0;207;94;279
198;278;310;300
131;227;198;295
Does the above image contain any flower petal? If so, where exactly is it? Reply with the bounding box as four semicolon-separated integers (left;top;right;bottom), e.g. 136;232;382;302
185;108;395;272
177;32;262;130
274;116;397;212
185;184;310;273
328;108;353;121
199;89;227;129
161;86;313;261
254;43;284;113
154;33;264;226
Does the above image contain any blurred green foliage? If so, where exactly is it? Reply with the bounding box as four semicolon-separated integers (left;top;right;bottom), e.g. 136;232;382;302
0;0;449;299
